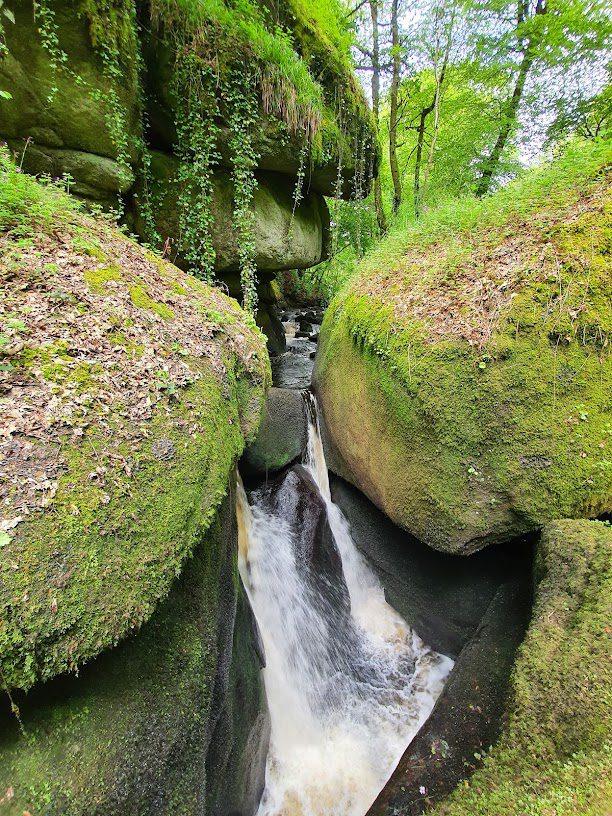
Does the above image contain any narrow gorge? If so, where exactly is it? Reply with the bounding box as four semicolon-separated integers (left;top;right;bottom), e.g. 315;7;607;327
0;2;610;816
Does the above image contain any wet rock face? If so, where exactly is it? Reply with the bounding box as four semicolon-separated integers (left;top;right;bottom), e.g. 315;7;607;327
329;475;532;658
0;494;270;816
257;465;351;616
367;580;531;816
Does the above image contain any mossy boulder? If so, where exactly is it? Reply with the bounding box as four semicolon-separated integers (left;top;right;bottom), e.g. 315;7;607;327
0;493;269;816
0;165;270;690
315;143;611;553
422;518;612;816
242;387;308;479
0;0;141;163
135;151;331;274
5;141;135;204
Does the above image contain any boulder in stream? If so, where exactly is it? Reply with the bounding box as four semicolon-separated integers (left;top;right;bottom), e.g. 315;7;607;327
255;465;351;616
242;388;308;480
315;145;611;554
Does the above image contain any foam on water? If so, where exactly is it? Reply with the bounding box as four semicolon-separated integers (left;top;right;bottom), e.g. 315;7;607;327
237;394;453;816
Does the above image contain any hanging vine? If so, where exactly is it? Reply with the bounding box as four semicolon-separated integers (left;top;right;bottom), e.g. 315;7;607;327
33;0;141;216
224;60;260;312
25;0;375;316
174;51;220;280
289;140;309;237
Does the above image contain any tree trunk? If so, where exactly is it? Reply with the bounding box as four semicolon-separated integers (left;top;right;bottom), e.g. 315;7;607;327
389;0;402;213
421;57;448;207
413;105;430;219
369;0;387;235
476;0;546;197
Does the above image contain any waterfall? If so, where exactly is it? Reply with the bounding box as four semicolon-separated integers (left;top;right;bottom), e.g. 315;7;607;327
237;394;453;816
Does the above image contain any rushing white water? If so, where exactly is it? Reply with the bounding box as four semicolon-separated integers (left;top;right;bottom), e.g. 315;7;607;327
237;394;453;816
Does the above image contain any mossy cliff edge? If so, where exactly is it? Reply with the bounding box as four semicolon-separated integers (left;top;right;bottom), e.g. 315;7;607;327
0;0;376;342
315;141;612;554
0;154;270;691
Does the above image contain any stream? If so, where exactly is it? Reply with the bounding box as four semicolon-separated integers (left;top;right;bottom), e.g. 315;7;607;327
237;386;453;816
271;309;322;389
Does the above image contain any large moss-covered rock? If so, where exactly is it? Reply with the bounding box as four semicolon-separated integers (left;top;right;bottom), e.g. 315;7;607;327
421;518;612;816
0;0;141;162
0;162;270;690
136;151;330;274
0;493;269;816
315;143;611;554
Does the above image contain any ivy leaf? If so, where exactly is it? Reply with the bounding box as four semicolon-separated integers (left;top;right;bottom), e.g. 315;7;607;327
0;532;11;548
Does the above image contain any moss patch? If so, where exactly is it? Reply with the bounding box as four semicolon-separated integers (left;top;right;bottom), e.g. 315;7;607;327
0;495;240;816
0;159;270;690
83;264;122;293
129;281;175;319
429;519;612;816
315;142;612;553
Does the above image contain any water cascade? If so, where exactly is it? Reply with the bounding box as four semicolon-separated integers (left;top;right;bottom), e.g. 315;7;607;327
237;394;453;816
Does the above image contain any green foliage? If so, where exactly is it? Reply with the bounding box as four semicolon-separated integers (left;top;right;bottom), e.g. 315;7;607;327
226;64;260;312
33;0;139;176
0;0;15;98
0;147;81;234
146;0;369;310
360;138;612;282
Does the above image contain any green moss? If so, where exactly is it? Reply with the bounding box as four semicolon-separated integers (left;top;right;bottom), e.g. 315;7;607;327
0;358;262;690
430;519;612;816
315;142;611;552
0;157;270;691
71;235;107;262
129;282;175;319
0;496;237;816
107;330;144;356
83;264;122;293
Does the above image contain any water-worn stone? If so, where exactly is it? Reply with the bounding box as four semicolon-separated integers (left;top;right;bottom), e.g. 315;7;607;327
136;151;330;274
329;475;532;658
414;518;612;816
367;579;531;816
0;494;270;816
257;465;350;614
6;140;135;198
242;387;307;480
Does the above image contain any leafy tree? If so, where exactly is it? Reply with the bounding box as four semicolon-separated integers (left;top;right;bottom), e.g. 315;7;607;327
468;0;612;196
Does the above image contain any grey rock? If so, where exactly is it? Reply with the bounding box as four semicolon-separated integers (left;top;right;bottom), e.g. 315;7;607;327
329;475;532;658
241;387;307;479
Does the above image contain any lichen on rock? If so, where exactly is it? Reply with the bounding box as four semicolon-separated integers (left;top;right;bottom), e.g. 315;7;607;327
0;155;270;690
